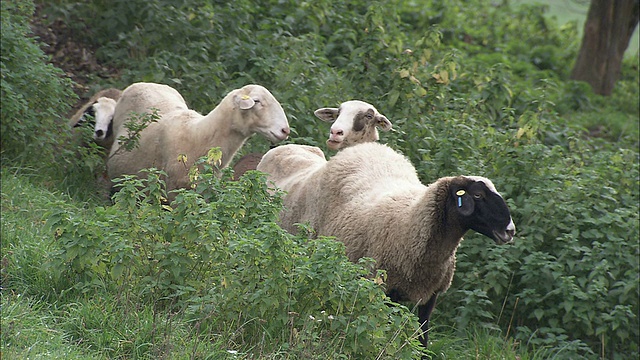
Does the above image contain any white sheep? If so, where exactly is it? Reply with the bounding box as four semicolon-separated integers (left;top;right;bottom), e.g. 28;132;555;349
91;96;118;148
231;100;392;179
314;100;392;151
107;82;290;197
69;88;122;149
256;142;516;350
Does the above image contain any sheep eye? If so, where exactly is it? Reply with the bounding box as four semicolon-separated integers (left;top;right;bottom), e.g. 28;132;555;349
473;193;482;199
253;99;261;104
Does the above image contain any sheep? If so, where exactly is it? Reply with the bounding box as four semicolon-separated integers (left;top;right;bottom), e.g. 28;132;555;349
69;87;122;131
231;100;392;179
107;82;290;197
69;88;122;149
232;152;267;181
314;100;393;151
91;96;119;148
256;142;516;350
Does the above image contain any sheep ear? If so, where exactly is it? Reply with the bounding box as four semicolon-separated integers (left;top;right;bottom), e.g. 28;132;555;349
455;189;475;216
375;115;392;131
74;104;97;127
237;94;256;110
314;107;339;122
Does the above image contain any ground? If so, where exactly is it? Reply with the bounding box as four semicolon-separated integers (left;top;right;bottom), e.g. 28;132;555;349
30;5;119;112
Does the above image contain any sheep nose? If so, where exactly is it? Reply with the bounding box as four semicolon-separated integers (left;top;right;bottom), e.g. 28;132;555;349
95;130;104;138
507;219;516;235
282;127;290;136
504;220;516;242
331;129;344;136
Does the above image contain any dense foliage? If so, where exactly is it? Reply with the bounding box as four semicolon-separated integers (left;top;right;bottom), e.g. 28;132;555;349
43;157;423;358
2;0;638;358
0;0;76;165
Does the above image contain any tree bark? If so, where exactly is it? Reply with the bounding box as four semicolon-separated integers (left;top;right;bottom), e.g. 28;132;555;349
570;0;639;96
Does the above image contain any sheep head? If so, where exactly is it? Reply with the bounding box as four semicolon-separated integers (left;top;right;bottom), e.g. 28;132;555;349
449;176;516;245
92;97;118;144
69;88;122;129
315;100;392;151
232;85;290;143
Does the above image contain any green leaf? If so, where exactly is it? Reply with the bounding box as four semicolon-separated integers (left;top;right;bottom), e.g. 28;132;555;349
533;309;544;320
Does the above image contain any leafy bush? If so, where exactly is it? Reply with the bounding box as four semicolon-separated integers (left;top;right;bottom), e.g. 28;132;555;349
0;0;76;164
45;154;423;358
434;110;639;359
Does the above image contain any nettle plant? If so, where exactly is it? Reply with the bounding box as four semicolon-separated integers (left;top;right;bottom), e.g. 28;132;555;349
45;149;423;359
432;100;639;359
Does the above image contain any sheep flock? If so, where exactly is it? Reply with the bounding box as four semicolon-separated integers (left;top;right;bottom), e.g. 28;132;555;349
71;83;515;352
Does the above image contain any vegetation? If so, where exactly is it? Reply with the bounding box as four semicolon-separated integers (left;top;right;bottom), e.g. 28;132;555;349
2;0;638;359
0;0;76;167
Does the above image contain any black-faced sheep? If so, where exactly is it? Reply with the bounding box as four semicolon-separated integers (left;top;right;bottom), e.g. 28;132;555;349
256;142;516;350
314;100;392;151
231;100;392;179
107;82;290;197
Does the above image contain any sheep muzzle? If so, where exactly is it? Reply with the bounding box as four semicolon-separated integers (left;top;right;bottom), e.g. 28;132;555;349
492;220;516;244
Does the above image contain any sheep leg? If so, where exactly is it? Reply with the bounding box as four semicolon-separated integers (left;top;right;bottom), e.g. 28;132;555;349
418;293;438;349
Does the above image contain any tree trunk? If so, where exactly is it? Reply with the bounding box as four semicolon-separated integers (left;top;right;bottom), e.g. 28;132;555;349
570;0;639;96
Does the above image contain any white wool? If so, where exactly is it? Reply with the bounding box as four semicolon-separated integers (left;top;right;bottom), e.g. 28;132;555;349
107;82;290;196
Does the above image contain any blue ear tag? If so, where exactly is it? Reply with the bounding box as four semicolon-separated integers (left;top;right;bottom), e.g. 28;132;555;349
456;190;465;207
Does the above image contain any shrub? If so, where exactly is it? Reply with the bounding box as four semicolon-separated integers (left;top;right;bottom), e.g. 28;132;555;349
45;154;424;358
435;105;639;359
1;0;76;164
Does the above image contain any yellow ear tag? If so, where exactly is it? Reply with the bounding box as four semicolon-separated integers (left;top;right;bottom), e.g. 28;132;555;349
456;190;466;196
241;95;250;100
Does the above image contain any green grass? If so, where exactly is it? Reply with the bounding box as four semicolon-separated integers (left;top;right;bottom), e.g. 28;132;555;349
0;170;91;359
567;109;640;143
0;169;227;359
1;294;100;360
425;326;559;360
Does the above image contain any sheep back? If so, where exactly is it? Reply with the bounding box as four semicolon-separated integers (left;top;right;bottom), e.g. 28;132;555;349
261;142;468;304
257;144;327;233
107;82;194;189
110;82;188;136
308;143;449;301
